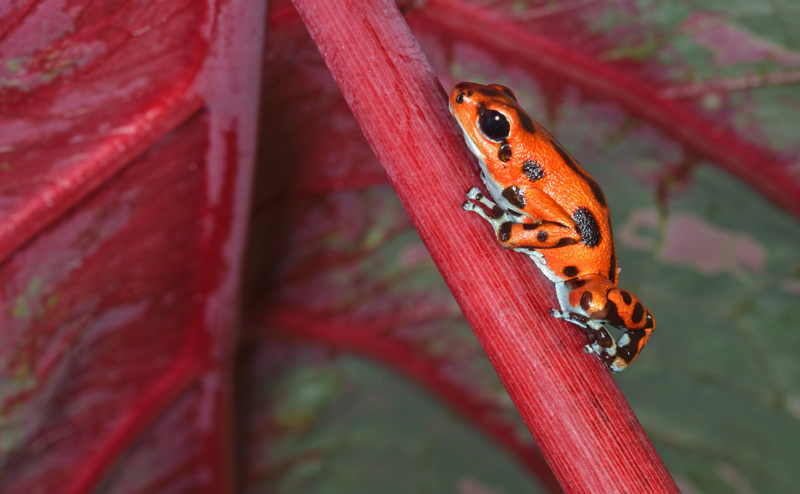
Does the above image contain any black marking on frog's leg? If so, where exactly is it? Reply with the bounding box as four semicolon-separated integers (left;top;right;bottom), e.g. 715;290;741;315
607;309;655;372
554;238;578;248
619;290;632;305
549;308;584;324
506;209;523;217
462;197;500;223
631;302;644;324
536;230;548;242
572;207;601;248
522;160;544;182
498;143;512;162
549;309;598;329
498;222;513;242
581;324;614;349
550;309;617;355
600;300;626;328
463;198;521;247
502;186;526;209
581;328;623;370
562;265;579;278
466;187;498;210
616;330;647;363
566;278;588;289
522;223;537;231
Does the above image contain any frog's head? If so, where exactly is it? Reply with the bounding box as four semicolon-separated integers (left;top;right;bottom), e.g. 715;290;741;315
449;82;534;165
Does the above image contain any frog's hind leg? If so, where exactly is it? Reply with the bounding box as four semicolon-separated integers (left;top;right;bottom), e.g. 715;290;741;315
561;274;656;372
600;288;656;372
548;305;618;359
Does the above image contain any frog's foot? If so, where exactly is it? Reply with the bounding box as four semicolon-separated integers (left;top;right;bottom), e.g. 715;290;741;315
548;308;620;369
465;187;499;210
463;188;514;233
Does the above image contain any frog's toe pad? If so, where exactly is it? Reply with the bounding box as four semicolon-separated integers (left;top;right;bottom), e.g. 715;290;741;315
466;187;483;200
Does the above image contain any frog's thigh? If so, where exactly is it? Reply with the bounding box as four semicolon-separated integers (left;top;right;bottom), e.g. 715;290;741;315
497;221;579;249
519;187;576;230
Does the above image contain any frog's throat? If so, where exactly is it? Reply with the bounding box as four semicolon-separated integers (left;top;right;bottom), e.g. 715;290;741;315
464;135;536;223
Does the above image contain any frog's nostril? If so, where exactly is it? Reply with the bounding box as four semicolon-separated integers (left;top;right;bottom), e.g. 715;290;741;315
455;92;465;104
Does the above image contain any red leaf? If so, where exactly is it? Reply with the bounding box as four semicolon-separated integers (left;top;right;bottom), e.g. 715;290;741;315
1;0;265;491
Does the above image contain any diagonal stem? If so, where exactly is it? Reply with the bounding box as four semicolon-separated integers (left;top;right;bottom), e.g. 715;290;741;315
290;0;680;492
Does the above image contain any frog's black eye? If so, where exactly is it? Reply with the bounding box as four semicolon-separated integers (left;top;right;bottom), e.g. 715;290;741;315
478;110;510;142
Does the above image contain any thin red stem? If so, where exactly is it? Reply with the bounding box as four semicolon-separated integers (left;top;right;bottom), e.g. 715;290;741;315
290;0;679;492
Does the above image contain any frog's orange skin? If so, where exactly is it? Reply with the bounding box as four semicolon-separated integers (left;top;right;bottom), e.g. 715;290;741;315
450;82;654;372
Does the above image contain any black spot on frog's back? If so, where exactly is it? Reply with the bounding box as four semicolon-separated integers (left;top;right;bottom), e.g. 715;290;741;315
572;207;601;248
522;160;544;182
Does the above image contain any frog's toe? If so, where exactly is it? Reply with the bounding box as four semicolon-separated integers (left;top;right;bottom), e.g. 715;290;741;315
466;187;483;200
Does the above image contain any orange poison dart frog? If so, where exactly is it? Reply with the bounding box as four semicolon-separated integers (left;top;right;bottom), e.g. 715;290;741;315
449;82;655;372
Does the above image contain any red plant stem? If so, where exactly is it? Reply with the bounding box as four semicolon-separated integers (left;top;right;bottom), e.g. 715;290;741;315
420;0;800;221
291;0;679;492
254;308;562;493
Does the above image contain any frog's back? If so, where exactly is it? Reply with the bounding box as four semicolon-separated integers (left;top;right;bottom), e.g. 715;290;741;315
522;124;618;285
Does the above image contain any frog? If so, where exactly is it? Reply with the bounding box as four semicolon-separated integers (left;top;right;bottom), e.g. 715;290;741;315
449;82;655;372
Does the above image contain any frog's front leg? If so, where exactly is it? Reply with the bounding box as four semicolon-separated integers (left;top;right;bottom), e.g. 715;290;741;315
463;187;580;249
462;187;517;233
